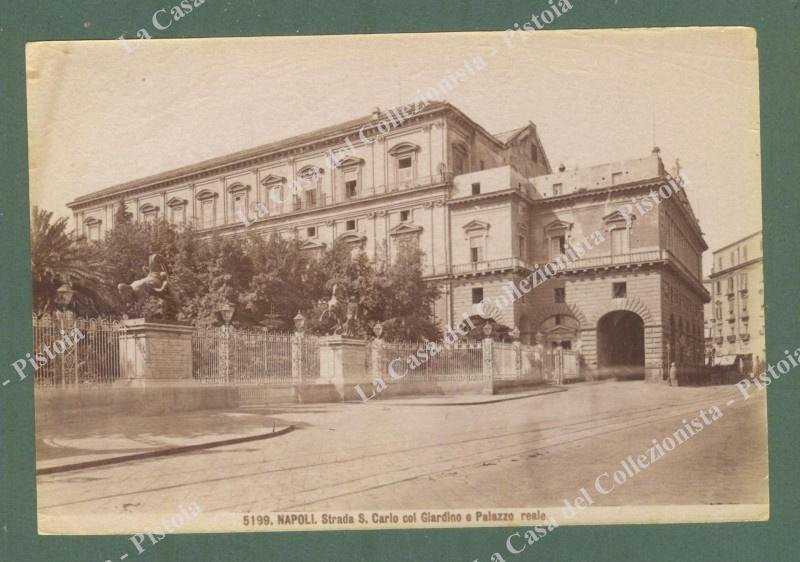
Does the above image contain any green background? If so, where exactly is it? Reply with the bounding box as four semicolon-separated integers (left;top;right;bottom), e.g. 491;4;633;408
1;1;797;560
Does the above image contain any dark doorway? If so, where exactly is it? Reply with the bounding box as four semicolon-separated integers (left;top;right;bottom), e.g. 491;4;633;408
597;311;645;379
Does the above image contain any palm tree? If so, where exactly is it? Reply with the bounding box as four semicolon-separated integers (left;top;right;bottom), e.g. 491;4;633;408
30;206;113;315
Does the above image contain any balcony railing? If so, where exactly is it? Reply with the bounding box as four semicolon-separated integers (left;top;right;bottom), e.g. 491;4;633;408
449;257;533;276
559;250;667;270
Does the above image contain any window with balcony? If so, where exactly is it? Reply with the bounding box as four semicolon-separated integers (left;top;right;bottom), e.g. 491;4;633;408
305;189;317;208
471;182;481;195
554;287;565;303
610;227;630;256
472;287;484;304
550;235;566;259
612;282;627;299
715;281;722;296
470;236;484;263
738;272;748;291
727;277;735;295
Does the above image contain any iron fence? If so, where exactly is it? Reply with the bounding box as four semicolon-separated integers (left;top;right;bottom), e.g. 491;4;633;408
373;340;484;382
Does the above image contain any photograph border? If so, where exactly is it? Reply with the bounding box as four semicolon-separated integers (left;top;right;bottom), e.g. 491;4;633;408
1;1;798;560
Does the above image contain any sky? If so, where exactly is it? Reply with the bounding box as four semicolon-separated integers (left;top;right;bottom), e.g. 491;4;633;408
26;28;761;274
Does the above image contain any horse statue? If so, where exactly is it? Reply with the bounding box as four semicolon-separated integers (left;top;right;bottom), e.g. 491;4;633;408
117;254;170;312
319;283;359;337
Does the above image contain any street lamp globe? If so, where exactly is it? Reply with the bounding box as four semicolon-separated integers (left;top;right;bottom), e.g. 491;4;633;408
218;302;235;325
372;322;384;339
510;327;521;341
482;322;493;338
56;283;75;308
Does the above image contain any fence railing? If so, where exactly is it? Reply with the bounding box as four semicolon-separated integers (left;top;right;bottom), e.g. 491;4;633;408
371;340;485;382
33;314;121;387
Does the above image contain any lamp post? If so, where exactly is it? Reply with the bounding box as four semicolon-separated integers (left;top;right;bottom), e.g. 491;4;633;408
56;282;75;387
218;302;234;383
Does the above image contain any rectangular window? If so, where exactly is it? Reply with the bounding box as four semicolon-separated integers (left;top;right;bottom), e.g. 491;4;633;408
307;226;316;238
472;287;484;304
470;236;484;262
715;301;722;320
471;182;481;195
742;244;748;261
346;219;356;231
739;273;748;290
727;277;734;294
232;194;245;220
717;256;724;270
345;180;358;199
305;190;317;207
200;200;214;228
610;228;630;256
552;183;562;196
400;210;410;222
170;206;184;226
549;235;566;259
398;156;413;182
716;281;721;295
730;251;736;267
480;160;485;171
554;287;565;303
530;144;538;163
612;282;627;298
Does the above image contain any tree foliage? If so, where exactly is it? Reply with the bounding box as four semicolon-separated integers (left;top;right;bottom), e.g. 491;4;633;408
31;206;443;339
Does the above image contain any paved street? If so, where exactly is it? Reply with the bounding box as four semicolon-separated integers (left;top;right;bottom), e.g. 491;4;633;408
37;381;768;532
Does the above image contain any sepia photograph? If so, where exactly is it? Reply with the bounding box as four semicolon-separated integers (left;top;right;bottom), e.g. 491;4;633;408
24;27;768;542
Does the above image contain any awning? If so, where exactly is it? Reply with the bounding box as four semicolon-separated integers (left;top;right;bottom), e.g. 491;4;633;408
713;355;738;367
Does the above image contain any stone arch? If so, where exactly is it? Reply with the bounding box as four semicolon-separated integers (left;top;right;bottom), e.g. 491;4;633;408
530;302;589;332
591;296;654;325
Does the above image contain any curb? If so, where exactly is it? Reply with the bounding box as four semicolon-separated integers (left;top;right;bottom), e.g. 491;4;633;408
344;386;568;407
36;425;296;476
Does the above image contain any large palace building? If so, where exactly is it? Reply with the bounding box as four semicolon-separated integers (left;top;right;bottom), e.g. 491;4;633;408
68;102;709;381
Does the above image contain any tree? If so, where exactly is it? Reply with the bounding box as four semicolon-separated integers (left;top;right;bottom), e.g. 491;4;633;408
30;206;112;314
379;242;440;342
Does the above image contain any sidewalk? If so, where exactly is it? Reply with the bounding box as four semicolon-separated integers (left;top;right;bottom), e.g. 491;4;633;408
36;408;293;471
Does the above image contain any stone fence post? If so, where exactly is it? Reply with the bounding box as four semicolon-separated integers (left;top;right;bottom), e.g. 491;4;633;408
291;333;304;385
482;336;494;394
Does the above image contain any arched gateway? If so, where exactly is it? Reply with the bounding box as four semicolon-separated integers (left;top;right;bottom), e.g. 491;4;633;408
596;310;645;379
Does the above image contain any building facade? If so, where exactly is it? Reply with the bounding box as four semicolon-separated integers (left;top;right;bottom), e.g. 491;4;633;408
68;102;709;381
704;231;765;373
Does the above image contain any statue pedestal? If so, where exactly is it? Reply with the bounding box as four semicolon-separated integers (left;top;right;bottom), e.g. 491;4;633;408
318;335;369;400
116;319;195;387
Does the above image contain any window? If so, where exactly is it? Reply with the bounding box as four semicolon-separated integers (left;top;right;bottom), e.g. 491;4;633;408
554;287;565;303
727;277;734;294
345;180;357;199
612;282;627;298
479;160;485;171
610;227;630;256
292;193;302;210
518;235;526;260
730;251;736;267
397;157;413;182
453;146;468;175
714;301;722;320
552;183;562;196
717;256;724;270
232;194;245;219
307;226;317;238
471;182;481;195
200;199;214;228
716;281;721;295
346;219;356;231
472;287;484;304
400;210;410;222
742;245;748;261
530;143;539;163
169;205;185;226
739;273;748;291
550;235;566;259
305;190;317;208
470;236;484;262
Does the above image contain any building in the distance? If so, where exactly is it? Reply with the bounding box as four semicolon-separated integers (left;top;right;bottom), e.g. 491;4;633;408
67;101;709;382
704;231;765;374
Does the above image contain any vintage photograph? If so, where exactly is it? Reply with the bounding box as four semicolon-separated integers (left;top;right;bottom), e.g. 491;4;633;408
25;28;767;539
